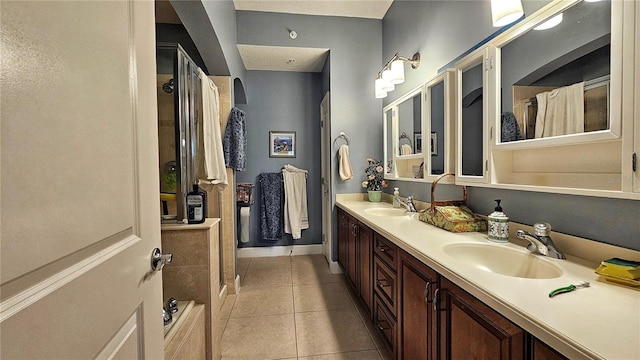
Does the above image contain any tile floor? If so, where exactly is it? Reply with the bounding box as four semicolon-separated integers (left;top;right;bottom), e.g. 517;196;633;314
219;255;392;360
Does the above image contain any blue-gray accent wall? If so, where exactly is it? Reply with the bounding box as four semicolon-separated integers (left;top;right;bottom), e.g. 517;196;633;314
383;0;639;251
236;71;324;247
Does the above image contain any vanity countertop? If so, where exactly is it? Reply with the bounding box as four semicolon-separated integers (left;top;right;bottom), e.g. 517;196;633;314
161;218;220;231
336;195;639;360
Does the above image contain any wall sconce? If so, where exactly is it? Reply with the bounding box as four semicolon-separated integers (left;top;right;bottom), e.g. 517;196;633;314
491;0;524;27
375;52;420;99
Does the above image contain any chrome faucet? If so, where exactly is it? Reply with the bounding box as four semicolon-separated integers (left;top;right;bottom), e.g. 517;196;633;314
516;223;565;259
397;195;417;212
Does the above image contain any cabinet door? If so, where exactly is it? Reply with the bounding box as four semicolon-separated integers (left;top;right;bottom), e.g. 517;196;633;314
399;252;438;360
530;337;568;360
337;208;349;274
358;223;373;314
347;215;358;286
439;277;525;360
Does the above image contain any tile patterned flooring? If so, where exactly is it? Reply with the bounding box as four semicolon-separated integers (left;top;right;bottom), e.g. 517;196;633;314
219;255;392;360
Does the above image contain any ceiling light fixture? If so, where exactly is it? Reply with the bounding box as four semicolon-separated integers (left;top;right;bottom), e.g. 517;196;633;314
374;52;420;99
490;0;524;27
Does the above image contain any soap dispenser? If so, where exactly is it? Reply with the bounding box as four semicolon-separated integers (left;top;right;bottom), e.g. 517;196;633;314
488;199;509;242
186;184;206;224
393;188;401;208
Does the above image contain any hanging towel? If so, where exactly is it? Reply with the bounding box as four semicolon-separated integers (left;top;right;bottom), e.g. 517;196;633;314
223;107;247;171
535;82;585;138
338;144;353;181
401;144;413;155
282;165;309;240
501;111;523;142
196;69;227;191
240;207;250;243
259;172;283;241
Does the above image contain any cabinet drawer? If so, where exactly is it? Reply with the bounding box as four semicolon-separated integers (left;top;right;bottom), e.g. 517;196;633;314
374;294;397;355
374;255;397;315
374;233;398;271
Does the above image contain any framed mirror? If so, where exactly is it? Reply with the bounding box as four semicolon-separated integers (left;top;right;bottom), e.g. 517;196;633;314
495;0;619;148
425;70;455;178
456;47;489;183
383;108;394;176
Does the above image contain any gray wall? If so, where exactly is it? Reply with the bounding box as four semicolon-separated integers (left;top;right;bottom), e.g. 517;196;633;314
236;71;324;247
383;0;639;251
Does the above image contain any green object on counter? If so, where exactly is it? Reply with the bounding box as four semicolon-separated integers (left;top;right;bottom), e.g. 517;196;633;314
549;281;590;298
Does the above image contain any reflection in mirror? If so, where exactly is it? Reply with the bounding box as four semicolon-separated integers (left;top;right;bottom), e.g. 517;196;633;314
461;63;484;177
384;109;394;175
500;0;611;143
397;93;422;155
429;80;445;175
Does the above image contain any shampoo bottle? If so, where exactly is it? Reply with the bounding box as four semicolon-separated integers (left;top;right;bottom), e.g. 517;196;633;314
186;184;206;224
488;199;509;242
393;187;400;208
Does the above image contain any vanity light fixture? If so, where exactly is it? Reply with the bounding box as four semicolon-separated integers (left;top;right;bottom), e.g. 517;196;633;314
491;0;524;27
534;13;563;30
374;52;420;99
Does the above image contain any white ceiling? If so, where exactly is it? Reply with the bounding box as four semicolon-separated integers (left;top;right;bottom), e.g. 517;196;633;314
234;0;393;72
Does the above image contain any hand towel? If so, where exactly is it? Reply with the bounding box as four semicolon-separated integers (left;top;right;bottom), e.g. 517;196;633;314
501;111;523;142
240;207;250;243
282;165;309;240
401;143;413;155
197;69;227;190
535;82;585;138
338;144;353;181
259;172;283;241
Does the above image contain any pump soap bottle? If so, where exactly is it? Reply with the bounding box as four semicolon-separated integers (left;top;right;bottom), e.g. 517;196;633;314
186;184;206;224
488;199;509;242
393;187;400;208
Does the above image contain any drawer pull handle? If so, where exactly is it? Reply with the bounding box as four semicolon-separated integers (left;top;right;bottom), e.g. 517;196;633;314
425;281;432;303
376;279;389;287
376;245;388;252
376;320;391;331
433;288;440;311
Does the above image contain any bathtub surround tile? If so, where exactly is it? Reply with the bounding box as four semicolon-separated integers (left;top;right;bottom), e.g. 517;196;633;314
221;314;297;359
293;282;354;313
295;309;375;357
230;286;294;318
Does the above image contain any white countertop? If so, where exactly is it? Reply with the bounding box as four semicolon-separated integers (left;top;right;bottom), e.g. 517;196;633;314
336;196;640;360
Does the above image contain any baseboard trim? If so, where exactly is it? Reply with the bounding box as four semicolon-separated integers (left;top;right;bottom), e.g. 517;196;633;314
328;260;343;275
237;244;323;258
234;275;241;294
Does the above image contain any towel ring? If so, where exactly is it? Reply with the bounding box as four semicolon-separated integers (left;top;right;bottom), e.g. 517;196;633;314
399;132;413;146
333;132;350;151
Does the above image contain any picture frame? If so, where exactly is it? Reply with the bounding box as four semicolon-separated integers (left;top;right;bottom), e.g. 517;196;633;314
269;131;296;158
414;133;422;153
430;131;438;156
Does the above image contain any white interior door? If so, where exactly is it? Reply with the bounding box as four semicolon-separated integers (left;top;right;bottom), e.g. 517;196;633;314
320;93;333;266
1;1;164;358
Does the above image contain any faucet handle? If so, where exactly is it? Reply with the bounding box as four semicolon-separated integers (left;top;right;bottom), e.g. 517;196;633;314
533;222;551;237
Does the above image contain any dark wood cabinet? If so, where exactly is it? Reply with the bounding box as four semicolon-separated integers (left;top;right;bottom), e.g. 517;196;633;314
399;251;438;360
438;277;525;360
358;223;373;314
337;208;349;276
347;214;358;286
529;337;568;360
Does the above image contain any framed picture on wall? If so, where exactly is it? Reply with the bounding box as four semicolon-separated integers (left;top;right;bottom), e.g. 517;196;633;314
269;131;296;158
430;131;438;156
414;133;422;153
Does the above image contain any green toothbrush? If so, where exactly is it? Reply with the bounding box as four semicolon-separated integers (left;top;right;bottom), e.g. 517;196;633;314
549;281;590;298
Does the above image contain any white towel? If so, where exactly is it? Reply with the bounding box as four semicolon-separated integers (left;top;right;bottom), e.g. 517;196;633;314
197;68;227;191
401;144;413;155
338;144;353;181
534;82;585;138
282;165;309;240
240;207;250;243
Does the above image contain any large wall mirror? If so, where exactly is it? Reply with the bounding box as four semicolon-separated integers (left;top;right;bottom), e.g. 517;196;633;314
496;0;619;147
384;108;394;176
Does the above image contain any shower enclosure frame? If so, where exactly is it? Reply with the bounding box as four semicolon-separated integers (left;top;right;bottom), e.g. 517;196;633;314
158;43;203;222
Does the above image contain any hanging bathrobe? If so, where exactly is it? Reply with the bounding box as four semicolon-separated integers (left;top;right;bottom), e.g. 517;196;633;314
196;69;227;190
282;164;309;240
223;107;247;171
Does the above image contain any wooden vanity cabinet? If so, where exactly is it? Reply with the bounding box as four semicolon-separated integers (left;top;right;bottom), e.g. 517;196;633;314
438;277;525;360
529;337;568;360
398;251;438;360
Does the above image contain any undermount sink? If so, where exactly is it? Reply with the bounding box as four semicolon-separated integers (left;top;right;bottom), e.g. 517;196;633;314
443;243;563;279
364;207;407;217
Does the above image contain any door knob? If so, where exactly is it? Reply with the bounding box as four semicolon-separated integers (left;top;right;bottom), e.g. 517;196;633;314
151;248;173;271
